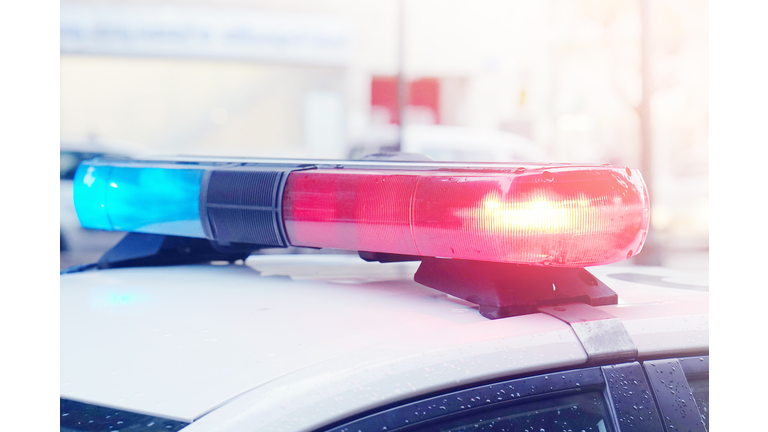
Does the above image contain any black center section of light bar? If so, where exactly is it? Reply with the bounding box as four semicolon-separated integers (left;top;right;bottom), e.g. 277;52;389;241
208;170;279;207
204;168;291;247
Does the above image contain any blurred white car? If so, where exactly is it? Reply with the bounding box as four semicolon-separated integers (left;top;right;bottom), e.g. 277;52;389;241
351;125;551;163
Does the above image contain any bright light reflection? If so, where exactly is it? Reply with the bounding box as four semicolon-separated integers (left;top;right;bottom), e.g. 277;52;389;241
87;291;148;309
481;197;574;233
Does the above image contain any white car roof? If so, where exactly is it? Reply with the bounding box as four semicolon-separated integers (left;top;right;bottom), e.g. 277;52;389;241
60;254;708;431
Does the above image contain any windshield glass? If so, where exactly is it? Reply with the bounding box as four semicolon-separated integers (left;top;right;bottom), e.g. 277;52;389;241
60;398;189;432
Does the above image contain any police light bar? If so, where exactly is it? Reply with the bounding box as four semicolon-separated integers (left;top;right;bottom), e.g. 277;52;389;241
73;157;650;267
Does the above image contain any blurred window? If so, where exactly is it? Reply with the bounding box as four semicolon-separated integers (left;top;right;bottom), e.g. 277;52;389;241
680;356;709;431
371;76;440;125
688;377;709;430
422;147;493;162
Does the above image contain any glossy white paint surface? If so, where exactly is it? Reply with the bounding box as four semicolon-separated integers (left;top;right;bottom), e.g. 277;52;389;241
61;255;708;431
183;312;585;432
589;265;709;358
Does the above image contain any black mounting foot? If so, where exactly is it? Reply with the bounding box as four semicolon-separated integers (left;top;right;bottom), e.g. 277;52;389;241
99;232;262;269
61;232;263;273
414;257;617;319
358;251;422;263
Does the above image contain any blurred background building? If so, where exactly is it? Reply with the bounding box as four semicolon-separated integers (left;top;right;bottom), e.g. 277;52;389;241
60;0;708;272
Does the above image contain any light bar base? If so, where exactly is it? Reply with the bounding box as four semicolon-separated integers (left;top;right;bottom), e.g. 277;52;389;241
358;251;422;263
414;258;618;319
95;233;259;270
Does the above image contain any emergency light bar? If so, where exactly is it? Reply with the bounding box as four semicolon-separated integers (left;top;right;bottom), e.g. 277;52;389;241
73;157;650;267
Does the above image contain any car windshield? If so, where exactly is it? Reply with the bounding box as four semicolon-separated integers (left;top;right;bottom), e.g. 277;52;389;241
60;399;189;432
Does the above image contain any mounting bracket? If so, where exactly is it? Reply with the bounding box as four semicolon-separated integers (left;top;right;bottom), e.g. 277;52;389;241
414;257;618;319
61;232;261;273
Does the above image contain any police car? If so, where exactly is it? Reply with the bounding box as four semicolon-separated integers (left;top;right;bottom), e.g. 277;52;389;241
60;155;709;432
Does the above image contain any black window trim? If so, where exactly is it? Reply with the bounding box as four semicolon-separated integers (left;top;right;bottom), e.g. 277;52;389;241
602;361;665;432
642;356;709;432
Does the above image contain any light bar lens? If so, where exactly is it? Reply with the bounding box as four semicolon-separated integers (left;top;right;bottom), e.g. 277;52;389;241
282;167;649;267
73;163;207;238
73;158;649;267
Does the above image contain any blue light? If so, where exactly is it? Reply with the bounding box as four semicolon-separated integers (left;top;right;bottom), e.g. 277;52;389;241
74;161;207;238
73;163;112;231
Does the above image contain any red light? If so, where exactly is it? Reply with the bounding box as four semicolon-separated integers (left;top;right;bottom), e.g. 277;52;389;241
282;166;649;267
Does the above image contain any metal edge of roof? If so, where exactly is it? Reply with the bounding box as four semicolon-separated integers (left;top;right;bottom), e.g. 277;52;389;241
181;313;587;432
588;265;709;359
